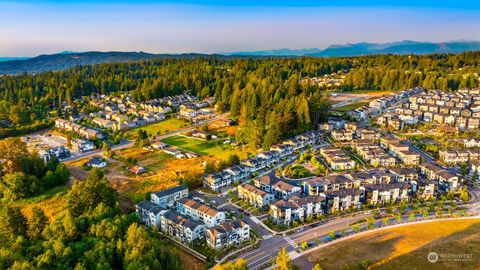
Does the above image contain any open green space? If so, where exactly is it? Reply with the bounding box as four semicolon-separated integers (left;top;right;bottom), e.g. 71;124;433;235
161;135;246;160
125;118;189;139
285;165;315;179
333;101;368;112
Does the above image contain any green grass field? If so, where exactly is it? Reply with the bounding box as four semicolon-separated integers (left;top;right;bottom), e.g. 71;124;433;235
125;118;189;139
161;135;247;160
333;101;368;112
304;219;480;270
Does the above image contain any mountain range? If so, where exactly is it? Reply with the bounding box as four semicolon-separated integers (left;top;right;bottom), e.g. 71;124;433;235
226;40;480;57
1;40;480;75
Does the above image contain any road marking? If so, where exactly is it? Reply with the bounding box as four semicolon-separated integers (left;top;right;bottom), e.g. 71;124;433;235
248;253;274;269
262;234;273;240
245;251;265;261
250;216;261;224
284;236;297;249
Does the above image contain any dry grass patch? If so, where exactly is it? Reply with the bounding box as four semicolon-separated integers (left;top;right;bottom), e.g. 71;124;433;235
305;219;480;270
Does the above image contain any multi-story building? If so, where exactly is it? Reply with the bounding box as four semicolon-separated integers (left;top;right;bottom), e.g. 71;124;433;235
150;185;189;209
324;188;364;213
136;200;164;227
160;211;205;243
205;220;250;250
176;198;225;227
237;183;275;209
269;195;325;225
271;180;302;200
361;182;412;205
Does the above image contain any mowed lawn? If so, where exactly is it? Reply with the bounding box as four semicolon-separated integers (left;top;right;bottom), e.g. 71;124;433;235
333;101;368;112
125;118;189;139
161;135;248;160
304;219;480;270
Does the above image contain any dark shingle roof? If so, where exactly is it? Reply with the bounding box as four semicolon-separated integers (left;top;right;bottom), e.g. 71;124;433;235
152;185;187;198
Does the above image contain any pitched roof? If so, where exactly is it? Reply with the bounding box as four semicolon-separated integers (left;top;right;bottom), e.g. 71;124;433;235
136;200;163;215
152;185;187;198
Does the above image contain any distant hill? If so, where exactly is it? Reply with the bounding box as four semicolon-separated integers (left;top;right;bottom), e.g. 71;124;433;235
0;51;208;75
309;40;480;57
226;40;480;57
2;40;480;75
223;48;322;56
0;57;30;62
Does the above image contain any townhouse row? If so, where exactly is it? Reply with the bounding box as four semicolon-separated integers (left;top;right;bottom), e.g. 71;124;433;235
351;139;397;168
55;118;103;139
319;147;356;170
439;148;480;165
202;130;323;191
238;164;458;226
347;87;424;121
385;88;480;130
135;185;250;250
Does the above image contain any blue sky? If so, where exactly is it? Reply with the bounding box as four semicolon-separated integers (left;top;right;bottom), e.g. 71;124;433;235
1;1;480;56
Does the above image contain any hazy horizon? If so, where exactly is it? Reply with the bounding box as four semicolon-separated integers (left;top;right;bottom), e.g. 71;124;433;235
2;0;480;57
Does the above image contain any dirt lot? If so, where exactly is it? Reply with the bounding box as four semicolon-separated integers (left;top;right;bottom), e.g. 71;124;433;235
304;219;480;270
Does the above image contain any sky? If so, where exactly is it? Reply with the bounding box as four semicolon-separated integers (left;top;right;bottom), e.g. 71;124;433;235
1;1;480;56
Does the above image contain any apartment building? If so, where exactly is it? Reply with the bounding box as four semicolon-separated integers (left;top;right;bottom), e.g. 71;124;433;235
205;220;250;250
176;198;226;227
237;183;275;209
160;211;205;243
150;185;189;209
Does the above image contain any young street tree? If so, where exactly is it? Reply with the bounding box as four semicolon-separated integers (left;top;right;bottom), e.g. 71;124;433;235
274;248;294;270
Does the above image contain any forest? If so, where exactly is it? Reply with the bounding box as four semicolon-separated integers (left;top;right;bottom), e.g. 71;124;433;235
1;52;480;146
0;171;182;270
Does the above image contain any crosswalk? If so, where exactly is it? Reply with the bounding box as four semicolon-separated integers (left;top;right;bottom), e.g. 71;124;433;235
262;234;273;240
284;236;297;248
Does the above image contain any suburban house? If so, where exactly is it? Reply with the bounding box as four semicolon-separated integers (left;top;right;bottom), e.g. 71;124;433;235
237;183;275;209
129;165;147;175
150;185;189;209
160;211;205;243
176;198;226;227
136;200;164;227
86;156;106;168
71;139;95;153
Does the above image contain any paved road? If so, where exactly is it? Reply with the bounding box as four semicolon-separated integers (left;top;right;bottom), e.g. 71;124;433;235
290;213;371;244
242;213;371;270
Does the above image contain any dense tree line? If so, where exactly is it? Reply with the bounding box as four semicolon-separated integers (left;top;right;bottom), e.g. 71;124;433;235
0;168;181;269
1;52;480;144
0;138;70;200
